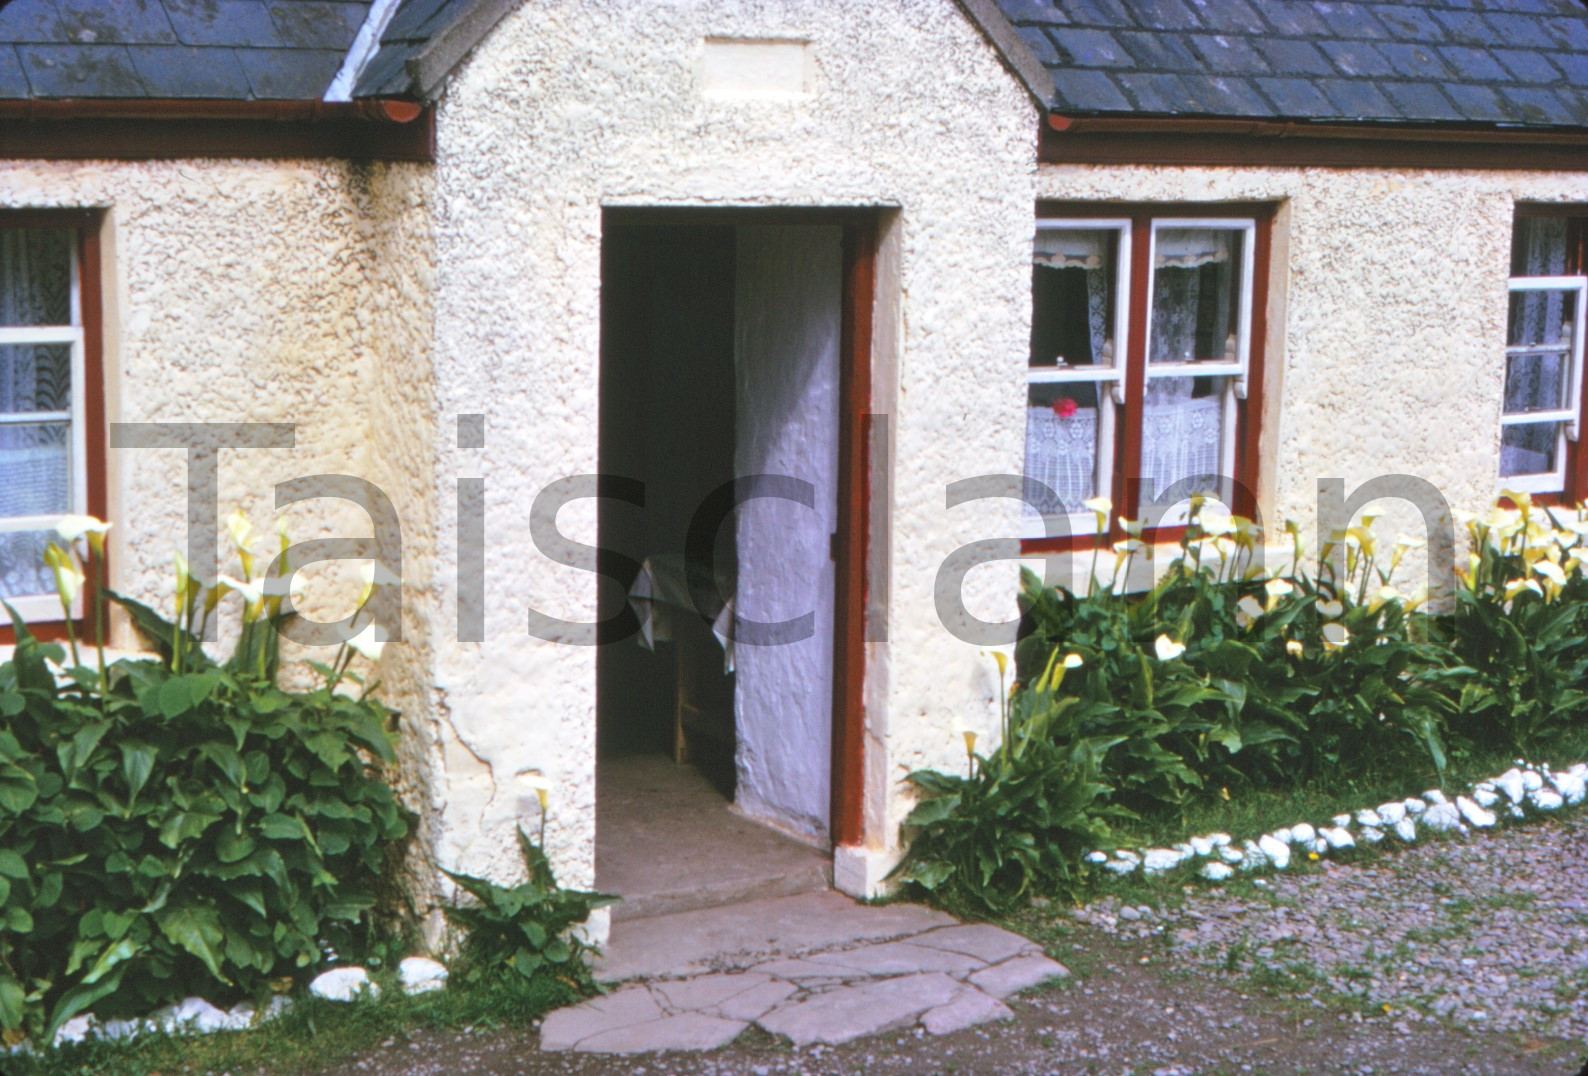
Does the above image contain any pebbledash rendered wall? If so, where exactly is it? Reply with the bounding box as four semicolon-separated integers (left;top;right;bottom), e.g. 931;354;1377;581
416;0;1037;925
1031;164;1588;587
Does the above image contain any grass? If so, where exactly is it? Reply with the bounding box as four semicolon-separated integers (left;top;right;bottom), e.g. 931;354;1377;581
10;970;586;1076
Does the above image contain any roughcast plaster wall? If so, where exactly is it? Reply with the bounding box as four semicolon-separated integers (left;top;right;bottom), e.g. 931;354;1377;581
732;225;841;845
422;0;1037;893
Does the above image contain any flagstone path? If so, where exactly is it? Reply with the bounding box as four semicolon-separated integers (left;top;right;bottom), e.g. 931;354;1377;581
538;892;1069;1054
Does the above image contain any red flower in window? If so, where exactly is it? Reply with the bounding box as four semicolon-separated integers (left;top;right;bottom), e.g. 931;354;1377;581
1052;396;1078;419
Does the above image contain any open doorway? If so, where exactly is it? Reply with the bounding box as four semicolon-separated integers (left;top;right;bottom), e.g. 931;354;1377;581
596;214;865;917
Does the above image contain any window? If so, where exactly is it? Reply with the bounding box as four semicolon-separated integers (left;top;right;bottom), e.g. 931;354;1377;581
0;212;104;623
1501;211;1587;497
1023;204;1271;542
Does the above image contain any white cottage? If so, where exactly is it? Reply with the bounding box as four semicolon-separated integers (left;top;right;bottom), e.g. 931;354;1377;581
1;0;1586;939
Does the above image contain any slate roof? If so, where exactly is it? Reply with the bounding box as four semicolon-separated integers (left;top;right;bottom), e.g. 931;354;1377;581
996;0;1588;129
0;0;373;99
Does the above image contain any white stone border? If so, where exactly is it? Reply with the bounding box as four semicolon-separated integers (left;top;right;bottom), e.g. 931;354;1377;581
1084;760;1588;883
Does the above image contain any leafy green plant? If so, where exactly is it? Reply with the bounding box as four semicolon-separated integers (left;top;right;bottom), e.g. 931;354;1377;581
0;514;409;1044
442;828;616;993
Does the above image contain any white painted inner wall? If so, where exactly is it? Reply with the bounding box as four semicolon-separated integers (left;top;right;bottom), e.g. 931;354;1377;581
732;225;842;844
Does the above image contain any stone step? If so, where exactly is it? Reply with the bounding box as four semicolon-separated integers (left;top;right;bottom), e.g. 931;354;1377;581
608;852;832;922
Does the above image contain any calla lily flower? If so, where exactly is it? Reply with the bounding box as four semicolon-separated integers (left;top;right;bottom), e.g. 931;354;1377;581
217;574;265;621
520;773;553;811
1083;496;1112;531
1535;560;1567;588
226;509;258;579
1237;595;1265;621
1063;652;1084;669
1120;518;1143;538
1285;639;1304;657
347;622;386;662
1154;634;1186;661
54;514;111;555
1321;622;1350;649
1316;598;1344;618
1113;537;1145;554
985;649;1008;678
43;543;84;607
1504;578;1542;601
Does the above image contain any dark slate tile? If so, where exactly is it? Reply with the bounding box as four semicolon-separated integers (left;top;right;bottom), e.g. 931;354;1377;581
1113;29;1199;70
1430;8;1493;45
1435;46;1510;84
1016;26;1060;66
1483;12;1556;50
265;2;365;49
1319;40;1396;78
1119;71;1199;112
0;0;66;44
1181;0;1269;34
1538;17;1588;51
1491;48;1563;85
128;43;252;96
1502;85;1578;126
1549;50;1588;85
998;0;1071;23
1050;67;1133;112
352;41;412;97
1316;77;1397;119
1375;41;1453;79
1442;82;1519;123
1254;75;1336;116
0;46;30;97
1369;4;1442;41
235;45;342;98
1262;3;1330;37
164;0;287;47
18;44;146;95
1311;3;1390;39
55;0;176;45
1563;88;1588;126
1118;0;1201;32
383;0;454;40
1180;73;1279;116
1043;0;1135;28
1379;80;1467;122
1050;27;1132;68
1188;33;1272;74
1256;37;1336;76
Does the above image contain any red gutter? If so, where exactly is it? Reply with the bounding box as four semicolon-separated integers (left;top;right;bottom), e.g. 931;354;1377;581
0;98;434;161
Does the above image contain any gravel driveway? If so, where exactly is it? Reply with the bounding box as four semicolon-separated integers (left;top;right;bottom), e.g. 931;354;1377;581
344;813;1588;1074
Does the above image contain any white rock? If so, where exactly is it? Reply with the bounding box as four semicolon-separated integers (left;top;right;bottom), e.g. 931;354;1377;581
1419;802;1462;832
1290;823;1317;845
1359;826;1385;844
1258;834;1291;870
1142;848;1188;874
1507;803;1526;820
1102;859;1138;876
53;1015;95;1046
1471;785;1499;809
149;997;234;1035
1356;808;1383;827
399;957;448;996
309;967;379;1003
1114;850;1141;865
1271;827;1293;845
1322;826;1355;850
1528;788;1564;812
1456;796;1496;828
1392;817;1418;842
1423;789;1448;806
1495;769;1526;804
1084;851;1109;864
1521;769;1544;792
1200;862;1234;882
1331;814;1352;828
1239;840;1268;870
1208;832;1232;847
1189;836;1213;857
1403;798;1426;815
98;1018;143;1041
1310;838;1328;855
1218;845;1244;864
1550;770;1586;806
1376;802;1406;826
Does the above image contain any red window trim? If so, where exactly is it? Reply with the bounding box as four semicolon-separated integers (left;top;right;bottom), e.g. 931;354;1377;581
1023;202;1276;555
1511;204;1588;507
0;209;107;646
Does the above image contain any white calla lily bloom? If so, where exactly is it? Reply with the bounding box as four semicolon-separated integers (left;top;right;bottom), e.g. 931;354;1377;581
1154;634;1186;661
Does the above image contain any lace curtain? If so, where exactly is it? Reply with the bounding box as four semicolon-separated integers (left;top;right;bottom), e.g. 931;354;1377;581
1150;229;1235;365
1502;218;1572;478
0;229;73;598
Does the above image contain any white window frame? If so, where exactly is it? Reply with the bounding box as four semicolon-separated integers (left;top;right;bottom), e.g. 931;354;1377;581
0;234;87;622
1022;219;1131;540
1498;274;1587;495
1142;218;1256;524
